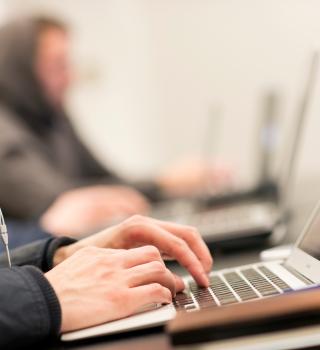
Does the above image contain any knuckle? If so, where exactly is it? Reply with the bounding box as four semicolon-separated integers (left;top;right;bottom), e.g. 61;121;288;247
127;214;145;224
122;216;148;240
188;226;201;238
162;287;172;299
126;228;143;242
173;237;187;250
150;283;171;300
150;283;164;295
150;261;165;273
144;245;161;259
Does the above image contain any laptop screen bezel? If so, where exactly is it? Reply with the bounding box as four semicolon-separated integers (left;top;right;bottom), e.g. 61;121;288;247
285;201;320;283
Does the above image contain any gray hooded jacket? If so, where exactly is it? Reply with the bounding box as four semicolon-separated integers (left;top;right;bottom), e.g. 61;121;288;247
0;17;160;220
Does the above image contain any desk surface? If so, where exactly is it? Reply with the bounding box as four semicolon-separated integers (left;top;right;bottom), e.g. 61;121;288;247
44;198;319;350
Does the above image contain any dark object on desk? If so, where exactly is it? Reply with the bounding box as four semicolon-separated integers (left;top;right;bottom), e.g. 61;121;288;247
167;287;320;346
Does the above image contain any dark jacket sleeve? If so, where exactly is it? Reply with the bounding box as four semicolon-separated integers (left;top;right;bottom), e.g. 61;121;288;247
0;220;51;252
0;237;76;271
0;237;76;348
0;265;61;349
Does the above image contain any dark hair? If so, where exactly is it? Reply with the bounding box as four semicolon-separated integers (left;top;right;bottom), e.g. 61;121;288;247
0;16;69;135
33;16;68;35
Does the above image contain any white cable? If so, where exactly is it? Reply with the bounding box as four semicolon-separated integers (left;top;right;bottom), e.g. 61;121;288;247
0;208;11;268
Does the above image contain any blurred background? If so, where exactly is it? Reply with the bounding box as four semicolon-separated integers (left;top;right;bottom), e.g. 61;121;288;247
1;0;320;207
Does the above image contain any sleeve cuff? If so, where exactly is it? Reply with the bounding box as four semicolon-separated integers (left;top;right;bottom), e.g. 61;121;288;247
44;236;76;271
25;266;62;336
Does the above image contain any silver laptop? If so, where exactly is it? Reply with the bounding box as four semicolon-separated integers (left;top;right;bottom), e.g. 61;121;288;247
152;51;319;245
62;200;320;342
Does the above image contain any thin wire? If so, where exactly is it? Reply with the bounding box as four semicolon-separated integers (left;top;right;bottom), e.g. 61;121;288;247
4;243;11;268
0;208;11;268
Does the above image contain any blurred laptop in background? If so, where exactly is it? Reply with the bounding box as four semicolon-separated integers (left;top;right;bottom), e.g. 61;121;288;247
151;51;319;249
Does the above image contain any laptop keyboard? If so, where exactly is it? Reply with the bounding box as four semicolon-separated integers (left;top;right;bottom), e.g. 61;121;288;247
240;268;280;297
174;266;292;311
222;271;259;301
208;275;238;305
257;266;291;291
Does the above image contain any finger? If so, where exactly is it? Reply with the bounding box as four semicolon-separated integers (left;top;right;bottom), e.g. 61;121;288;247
150;218;213;271
148;218;213;272
126;261;176;296
130;283;172;312
129;224;209;287
173;273;185;292
119;245;165;268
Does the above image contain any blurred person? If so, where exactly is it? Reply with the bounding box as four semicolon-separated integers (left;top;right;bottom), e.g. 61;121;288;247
0;214;212;348
0;16;230;238
0;17;150;237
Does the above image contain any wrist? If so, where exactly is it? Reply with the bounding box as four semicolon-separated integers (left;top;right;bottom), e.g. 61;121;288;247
53;246;69;267
47;237;77;269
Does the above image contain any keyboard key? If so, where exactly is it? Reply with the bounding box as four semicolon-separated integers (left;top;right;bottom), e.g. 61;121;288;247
223;272;259;301
192;288;218;309
173;292;195;310
209;276;238;305
184;304;197;311
258;266;292;291
240;268;280;296
188;281;219;309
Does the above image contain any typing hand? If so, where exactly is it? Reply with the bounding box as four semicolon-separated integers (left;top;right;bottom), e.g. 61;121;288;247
46;245;182;332
54;215;213;287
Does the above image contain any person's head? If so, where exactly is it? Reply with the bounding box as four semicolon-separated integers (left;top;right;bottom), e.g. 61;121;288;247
34;17;72;108
0;16;72;132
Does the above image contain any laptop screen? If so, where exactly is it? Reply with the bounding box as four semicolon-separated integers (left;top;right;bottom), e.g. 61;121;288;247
298;207;320;260
286;202;320;283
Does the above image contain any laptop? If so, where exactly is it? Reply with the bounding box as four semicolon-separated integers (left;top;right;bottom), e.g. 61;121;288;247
151;51;319;247
62;199;320;342
152;90;280;219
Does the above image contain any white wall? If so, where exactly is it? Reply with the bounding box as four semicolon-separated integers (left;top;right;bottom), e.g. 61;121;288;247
3;0;320;195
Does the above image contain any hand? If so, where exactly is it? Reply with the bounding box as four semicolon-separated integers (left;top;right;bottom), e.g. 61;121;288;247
157;156;233;196
54;215;213;287
46;245;183;332
40;185;150;237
